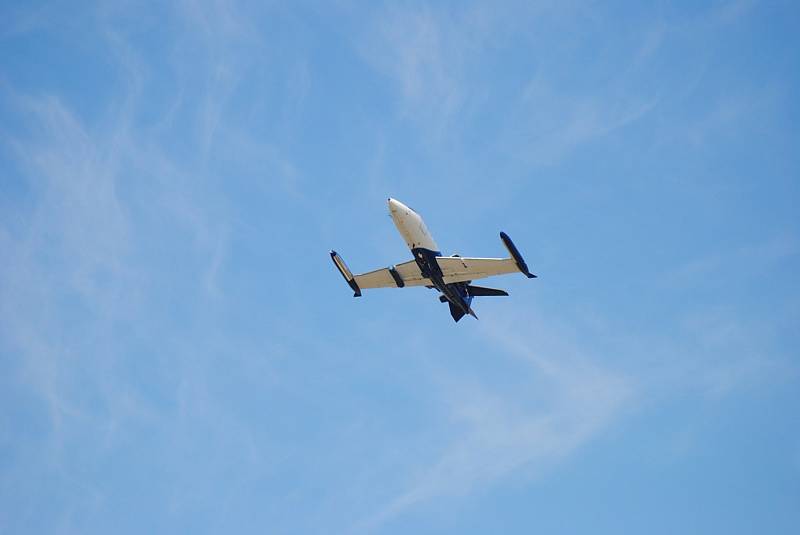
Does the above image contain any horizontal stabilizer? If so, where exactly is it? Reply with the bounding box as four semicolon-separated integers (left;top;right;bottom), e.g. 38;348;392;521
467;285;508;297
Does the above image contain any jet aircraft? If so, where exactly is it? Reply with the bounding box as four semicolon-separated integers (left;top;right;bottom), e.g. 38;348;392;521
330;198;536;322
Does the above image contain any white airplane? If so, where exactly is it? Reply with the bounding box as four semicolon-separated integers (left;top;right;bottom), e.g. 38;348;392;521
330;198;536;322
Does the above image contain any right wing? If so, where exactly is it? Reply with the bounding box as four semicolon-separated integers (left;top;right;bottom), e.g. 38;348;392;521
435;232;537;283
435;256;521;284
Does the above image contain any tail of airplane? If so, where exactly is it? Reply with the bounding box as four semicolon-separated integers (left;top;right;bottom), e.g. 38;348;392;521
448;301;466;322
440;284;508;321
466;285;509;297
447;301;478;322
439;285;508;302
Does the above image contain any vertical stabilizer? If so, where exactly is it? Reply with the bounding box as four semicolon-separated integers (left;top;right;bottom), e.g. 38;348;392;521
448;301;466;322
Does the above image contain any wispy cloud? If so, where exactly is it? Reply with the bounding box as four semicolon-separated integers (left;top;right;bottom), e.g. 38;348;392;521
2;2;797;532
0;4;243;501
357;314;634;530
356;3;523;138
356;2;661;164
664;234;799;288
357;5;465;135
512;78;658;165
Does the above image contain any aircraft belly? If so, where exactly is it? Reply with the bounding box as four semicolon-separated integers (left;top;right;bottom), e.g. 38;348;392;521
392;210;438;251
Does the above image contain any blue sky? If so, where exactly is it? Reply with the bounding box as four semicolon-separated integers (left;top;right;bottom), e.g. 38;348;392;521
1;1;799;533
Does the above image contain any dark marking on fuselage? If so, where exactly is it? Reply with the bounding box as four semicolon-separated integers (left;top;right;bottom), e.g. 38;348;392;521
411;247;472;316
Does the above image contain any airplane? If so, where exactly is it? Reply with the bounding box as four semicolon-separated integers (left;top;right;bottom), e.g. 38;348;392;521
330;198;536;322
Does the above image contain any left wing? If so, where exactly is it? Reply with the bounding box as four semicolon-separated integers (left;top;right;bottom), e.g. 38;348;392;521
354;260;431;289
330;251;430;296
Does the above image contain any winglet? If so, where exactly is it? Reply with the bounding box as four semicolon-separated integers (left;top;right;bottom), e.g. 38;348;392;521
499;232;537;279
330;250;362;297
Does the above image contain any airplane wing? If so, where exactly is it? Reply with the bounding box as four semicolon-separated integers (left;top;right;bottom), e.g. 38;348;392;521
331;233;534;297
435;232;537;283
330;251;431;296
435;257;521;284
354;259;431;289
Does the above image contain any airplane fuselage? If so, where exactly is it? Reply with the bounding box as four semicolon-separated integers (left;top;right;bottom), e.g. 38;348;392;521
388;198;476;318
331;198;535;321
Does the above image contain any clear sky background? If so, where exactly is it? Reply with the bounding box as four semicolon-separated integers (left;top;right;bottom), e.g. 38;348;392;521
1;1;799;533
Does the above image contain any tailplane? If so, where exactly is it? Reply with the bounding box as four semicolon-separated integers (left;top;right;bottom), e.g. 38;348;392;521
466;285;508;297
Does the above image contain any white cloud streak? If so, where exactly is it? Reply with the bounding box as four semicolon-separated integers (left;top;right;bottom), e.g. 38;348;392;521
0;6;260;526
356;314;634;530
